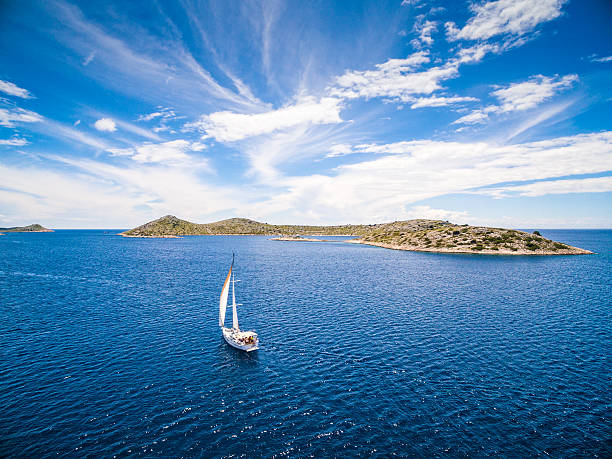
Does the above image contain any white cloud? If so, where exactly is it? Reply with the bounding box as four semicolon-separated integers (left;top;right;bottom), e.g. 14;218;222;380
186;96;343;142
0;80;33;99
0;107;43;127
2;130;611;227
491;74;577;112
479;176;612;198
94;117;117;132
107;139;205;164
411;20;437;48
137;107;176;122
0;137;28;146
251;132;612;223
327;10;555;108
453;74;577;125
0;156;238;228
453;110;490;125
446;0;566;41
401;0;424;6
455;42;502;64
139;112;163;122
328;52;461;101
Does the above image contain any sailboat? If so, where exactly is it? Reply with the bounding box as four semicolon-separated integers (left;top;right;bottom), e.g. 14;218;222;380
219;255;259;352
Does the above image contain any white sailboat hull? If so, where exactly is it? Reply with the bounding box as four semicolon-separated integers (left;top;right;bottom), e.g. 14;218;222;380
222;327;259;352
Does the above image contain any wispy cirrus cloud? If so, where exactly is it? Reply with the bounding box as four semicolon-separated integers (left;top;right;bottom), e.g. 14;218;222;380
0;137;29;146
41;120;111;150
0;80;33;99
445;0;566;41
47;0;263;112
0;107;43;127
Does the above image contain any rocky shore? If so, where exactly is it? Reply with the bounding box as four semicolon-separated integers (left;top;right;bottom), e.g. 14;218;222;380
346;239;591;255
350;223;592;255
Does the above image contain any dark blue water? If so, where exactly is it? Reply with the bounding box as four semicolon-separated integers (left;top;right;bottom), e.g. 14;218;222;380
1;230;610;457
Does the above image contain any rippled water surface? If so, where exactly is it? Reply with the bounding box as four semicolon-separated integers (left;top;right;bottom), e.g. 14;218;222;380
1;230;610;457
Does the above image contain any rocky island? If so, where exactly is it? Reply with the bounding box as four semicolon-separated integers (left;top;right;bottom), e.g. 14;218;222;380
121;215;590;255
0;224;53;233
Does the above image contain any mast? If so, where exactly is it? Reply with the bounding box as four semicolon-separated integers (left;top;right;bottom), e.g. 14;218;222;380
232;271;239;330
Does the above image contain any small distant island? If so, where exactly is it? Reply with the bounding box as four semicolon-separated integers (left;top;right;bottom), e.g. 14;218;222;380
0;224;53;233
121;215;591;255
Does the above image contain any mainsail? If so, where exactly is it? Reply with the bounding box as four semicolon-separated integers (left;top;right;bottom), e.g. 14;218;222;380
232;273;239;330
219;259;233;327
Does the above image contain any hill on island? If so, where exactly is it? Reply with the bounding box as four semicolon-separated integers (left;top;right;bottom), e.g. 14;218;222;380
0;224;53;233
121;215;591;255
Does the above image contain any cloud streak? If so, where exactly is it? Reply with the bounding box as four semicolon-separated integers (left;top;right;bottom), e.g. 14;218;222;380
0;107;43;127
479;176;612;198
0;137;29;146
0;80;33;99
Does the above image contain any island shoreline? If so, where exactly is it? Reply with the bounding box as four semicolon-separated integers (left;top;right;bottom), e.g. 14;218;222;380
118;215;593;256
345;239;593;256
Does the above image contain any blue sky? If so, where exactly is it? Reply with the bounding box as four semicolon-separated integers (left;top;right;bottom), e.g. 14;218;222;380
1;0;611;228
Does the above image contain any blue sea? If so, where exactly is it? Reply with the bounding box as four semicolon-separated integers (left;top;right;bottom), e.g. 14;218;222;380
1;230;610;457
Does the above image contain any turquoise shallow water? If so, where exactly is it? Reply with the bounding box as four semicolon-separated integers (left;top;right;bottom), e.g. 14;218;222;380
0;230;610;457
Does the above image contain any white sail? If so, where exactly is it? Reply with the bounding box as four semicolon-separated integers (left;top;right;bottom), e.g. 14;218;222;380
219;262;232;327
232;273;239;330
